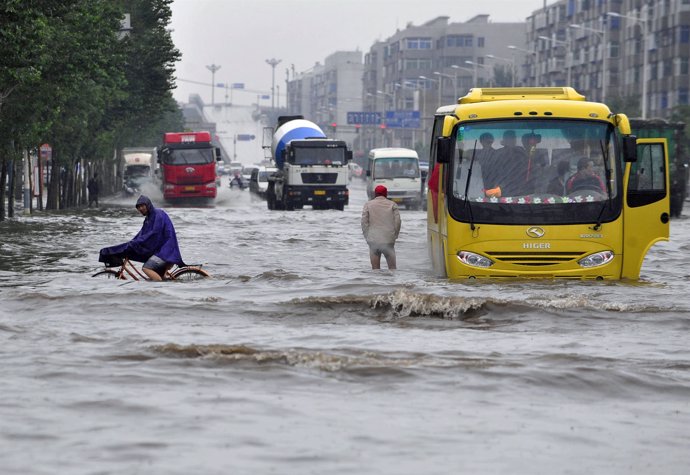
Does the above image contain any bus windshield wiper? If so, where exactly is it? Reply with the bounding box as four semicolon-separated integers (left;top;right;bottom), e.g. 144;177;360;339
463;140;478;231
592;138;613;231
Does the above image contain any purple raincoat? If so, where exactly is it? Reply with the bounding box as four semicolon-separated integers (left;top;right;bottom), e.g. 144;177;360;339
99;195;183;266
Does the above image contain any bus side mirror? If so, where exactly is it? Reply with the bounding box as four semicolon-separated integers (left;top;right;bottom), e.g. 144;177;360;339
366;169;370;177
215;148;222;161
346;150;353;163
622;135;637;163
436;136;454;164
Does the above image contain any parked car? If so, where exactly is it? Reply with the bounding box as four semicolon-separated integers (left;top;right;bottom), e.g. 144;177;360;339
249;166;277;198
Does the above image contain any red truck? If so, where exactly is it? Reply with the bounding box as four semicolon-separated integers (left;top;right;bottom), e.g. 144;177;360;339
157;132;220;202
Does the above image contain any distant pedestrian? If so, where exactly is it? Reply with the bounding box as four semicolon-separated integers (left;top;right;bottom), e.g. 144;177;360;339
87;173;100;208
361;185;401;270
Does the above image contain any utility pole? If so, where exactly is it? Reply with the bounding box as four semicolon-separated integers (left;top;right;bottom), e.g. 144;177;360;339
265;58;282;110
206;64;221;105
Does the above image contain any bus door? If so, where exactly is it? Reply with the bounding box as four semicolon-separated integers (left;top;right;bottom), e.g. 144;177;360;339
622;138;670;279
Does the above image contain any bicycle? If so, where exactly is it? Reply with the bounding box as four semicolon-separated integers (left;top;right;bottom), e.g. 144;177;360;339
92;256;210;281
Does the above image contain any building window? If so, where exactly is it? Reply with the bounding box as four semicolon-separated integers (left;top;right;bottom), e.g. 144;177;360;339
681;58;689;75
404;58;432;70
446;35;473;47
407;37;432;49
660;92;668;110
681;25;690;43
478;37;485;47
663;59;673;76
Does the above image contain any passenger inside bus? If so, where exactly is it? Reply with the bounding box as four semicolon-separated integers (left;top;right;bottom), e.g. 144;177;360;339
493;130;530;196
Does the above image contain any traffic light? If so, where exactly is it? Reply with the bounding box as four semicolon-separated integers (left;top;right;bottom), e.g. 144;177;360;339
330;122;337;134
354;124;361;134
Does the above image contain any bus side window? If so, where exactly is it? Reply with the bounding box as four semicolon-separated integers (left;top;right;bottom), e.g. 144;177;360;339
628;142;666;208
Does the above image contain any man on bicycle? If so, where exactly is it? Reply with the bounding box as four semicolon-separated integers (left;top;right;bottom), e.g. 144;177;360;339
99;195;183;281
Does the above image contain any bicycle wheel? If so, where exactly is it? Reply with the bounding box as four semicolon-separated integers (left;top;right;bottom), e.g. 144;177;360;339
170;267;210;281
92;269;121;279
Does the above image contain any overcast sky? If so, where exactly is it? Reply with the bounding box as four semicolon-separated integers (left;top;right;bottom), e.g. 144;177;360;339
169;0;553;106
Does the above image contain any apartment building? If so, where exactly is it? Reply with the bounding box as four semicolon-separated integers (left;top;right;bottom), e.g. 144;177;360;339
526;0;690;119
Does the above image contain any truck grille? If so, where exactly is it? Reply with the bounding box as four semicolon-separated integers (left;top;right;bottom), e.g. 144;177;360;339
301;173;338;184
485;251;586;266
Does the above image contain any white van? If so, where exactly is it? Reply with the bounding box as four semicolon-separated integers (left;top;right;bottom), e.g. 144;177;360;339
366;148;422;210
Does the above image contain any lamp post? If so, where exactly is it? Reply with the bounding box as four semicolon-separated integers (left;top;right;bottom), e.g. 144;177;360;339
463;61;479;87
265;58;282;110
206;64;221;105
569;23;607;102
538;35;572;87
419;75;440;113
608;10;649;118
508;45;538;86
451;64;474;95
433;71;456;103
465;60;494;87
486;54;516;87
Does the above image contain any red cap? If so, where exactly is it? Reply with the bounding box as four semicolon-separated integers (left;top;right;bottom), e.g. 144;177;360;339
374;185;387;197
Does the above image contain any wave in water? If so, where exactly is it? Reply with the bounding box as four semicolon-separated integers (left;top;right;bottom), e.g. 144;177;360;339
150;342;458;376
287;288;682;320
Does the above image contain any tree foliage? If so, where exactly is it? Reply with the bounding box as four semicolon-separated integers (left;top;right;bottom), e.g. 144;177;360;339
0;0;184;216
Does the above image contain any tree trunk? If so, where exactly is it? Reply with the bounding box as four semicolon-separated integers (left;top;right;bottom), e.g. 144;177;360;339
46;158;60;210
8;159;16;218
0;157;6;222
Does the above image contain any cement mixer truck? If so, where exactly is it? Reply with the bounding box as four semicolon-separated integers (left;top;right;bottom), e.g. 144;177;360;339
264;116;351;210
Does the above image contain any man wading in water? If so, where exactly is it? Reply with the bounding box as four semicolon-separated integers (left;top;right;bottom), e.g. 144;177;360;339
361;185;401;270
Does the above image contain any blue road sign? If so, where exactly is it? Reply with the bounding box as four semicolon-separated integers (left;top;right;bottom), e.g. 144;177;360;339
236;134;255;141
347;111;381;125
385;110;420;129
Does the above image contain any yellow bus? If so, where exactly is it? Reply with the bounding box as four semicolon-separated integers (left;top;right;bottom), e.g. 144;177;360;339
427;87;670;280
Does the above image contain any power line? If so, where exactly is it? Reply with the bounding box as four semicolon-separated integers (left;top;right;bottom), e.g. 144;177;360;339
175;77;274;96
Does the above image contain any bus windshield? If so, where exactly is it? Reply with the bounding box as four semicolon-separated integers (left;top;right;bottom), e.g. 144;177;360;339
448;119;622;225
373;157;419;179
163;147;214;166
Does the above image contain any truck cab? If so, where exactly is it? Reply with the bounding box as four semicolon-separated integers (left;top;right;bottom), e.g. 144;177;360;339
157;132;220;202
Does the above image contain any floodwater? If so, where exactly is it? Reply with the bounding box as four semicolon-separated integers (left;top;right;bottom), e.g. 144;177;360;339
1;178;689;475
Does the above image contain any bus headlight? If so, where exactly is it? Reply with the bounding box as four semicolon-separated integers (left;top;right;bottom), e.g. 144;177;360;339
457;251;494;268
578;250;614;268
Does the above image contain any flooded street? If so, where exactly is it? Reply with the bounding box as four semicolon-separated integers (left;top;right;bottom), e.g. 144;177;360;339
2;179;690;475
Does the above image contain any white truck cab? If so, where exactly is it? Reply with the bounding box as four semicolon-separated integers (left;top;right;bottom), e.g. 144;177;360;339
366;147;422;210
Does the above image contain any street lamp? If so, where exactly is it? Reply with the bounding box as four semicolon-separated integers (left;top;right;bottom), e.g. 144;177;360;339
486;54;516;87
538;35;572;87
433;71;456;103
206;64;221;105
608;10;649;118
265;58;282;110
466;61;494;87
419;75;440;113
508;45;538;86
464;60;479;87
451;64;474;95
569;23;607;102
